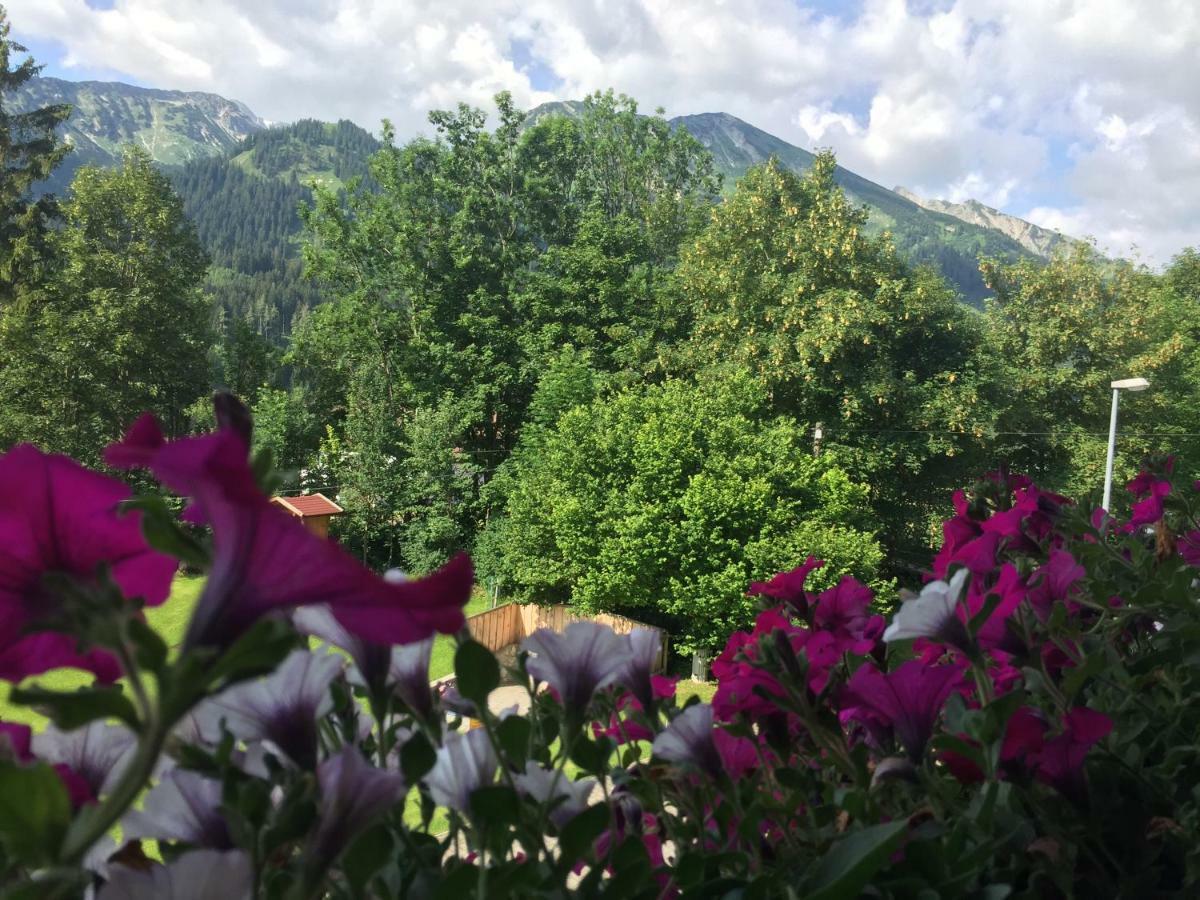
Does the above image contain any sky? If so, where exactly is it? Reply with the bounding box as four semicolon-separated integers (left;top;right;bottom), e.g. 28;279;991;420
8;0;1200;264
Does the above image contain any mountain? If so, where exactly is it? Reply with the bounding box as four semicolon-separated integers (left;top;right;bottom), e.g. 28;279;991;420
669;112;1044;303
171;119;380;341
10;76;265;193
524;102;1045;302
16;76;1069;335
893;187;1076;259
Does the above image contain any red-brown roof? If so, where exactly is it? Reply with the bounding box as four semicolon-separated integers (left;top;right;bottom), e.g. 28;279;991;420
271;493;345;518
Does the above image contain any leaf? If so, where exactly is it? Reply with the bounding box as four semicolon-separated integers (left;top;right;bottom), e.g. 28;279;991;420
468;785;520;829
558;802;610;863
804;820;907;900
496;715;531;767
0;763;72;865
454;640;500;704
8;684;140;731
128;617;169;675
341;823;394;895
124;495;209;569
399;732;437;782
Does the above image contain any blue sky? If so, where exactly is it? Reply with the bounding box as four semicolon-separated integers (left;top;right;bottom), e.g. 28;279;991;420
9;0;1200;263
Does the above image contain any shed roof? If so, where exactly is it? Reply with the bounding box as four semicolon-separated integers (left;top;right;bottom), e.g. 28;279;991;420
271;493;345;518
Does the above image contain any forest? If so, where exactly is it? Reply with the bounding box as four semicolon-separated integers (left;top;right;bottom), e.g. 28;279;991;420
3;29;1199;655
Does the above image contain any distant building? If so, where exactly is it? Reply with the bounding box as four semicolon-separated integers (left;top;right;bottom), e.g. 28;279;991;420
270;493;345;538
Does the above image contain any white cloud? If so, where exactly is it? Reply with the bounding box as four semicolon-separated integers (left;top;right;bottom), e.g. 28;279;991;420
7;0;1200;263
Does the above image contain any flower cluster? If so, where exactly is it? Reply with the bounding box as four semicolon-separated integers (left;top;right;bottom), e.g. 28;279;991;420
1;403;1199;898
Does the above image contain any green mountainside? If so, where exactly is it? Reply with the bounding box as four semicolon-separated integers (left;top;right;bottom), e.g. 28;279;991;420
19;77;1068;337
528;102;1041;301
11;76;264;194
171;119;379;341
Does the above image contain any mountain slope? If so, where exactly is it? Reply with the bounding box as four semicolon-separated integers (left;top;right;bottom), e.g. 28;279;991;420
894;187;1076;258
11;76;265;193
170;119;379;341
669;112;1038;303
523;102;1043;302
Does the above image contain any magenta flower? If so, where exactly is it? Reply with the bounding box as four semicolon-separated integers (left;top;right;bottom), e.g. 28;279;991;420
0;720;32;760
106;419;474;651
522;621;633;713
0;445;176;682
964;563;1026;651
841;660;966;760
747;556;824;616
309;746;406;873
812;576;881;654
1180;531;1200;567
1127;480;1171;528
1030;707;1112;800
712;610;838;722
1027;550;1086;619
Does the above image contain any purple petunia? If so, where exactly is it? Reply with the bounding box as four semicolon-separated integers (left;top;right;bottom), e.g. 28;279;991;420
522;621;633;713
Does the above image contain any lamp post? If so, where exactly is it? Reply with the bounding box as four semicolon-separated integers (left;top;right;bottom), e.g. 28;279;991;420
1102;377;1150;512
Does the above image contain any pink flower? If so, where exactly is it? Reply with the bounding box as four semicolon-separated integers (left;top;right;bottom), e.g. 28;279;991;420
746;557;824;616
1030;707;1111;800
1027;550;1085;619
0;721;32;760
841;660;966;760
812;576;881;655
0;445;176;682
964;564;1026;651
1127;480;1171;528
107;419;474;651
712;610;837;722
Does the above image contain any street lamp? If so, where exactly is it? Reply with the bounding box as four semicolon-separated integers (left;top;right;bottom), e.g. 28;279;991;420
1102;377;1150;512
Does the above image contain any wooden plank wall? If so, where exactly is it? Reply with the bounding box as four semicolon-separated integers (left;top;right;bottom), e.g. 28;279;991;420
465;603;670;673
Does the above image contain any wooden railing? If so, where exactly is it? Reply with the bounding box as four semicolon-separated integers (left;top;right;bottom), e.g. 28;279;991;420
465;603;669;673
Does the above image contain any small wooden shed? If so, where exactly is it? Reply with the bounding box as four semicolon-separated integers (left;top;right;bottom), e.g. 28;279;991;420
270;493;345;538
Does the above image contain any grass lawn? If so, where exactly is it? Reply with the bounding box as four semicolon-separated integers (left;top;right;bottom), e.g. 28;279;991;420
430;589;495;680
0;573;206;728
676;679;717;705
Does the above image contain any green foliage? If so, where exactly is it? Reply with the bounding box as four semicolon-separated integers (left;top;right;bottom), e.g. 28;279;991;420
676;154;997;562
981;245;1200;499
479;374;885;653
292;90;719;569
0;145;212;460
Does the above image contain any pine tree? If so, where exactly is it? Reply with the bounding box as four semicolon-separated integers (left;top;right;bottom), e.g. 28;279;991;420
0;4;70;304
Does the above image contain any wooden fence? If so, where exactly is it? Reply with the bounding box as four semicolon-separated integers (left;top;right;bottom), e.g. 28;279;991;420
465;603;669;673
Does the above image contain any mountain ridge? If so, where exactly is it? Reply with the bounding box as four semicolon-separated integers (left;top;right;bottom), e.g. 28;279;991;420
11;76;265;192
13;76;1074;321
893;186;1076;259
